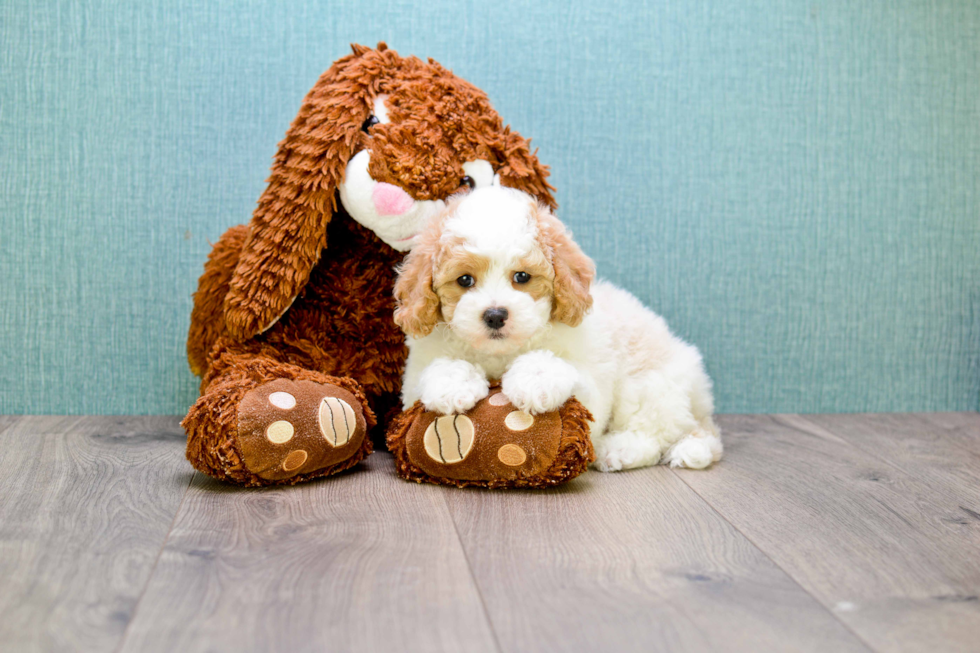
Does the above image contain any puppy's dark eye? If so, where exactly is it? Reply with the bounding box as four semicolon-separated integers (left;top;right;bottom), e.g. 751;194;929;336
460;176;475;190
513;271;531;284
457;274;475;288
362;115;380;132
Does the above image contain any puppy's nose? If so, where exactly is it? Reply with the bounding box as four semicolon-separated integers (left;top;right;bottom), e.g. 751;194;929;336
482;307;509;330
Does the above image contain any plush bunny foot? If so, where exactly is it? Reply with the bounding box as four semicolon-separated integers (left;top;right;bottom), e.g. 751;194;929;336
235;379;371;482
386;385;595;489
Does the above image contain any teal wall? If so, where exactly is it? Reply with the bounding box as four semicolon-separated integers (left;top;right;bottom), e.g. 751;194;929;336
2;0;978;415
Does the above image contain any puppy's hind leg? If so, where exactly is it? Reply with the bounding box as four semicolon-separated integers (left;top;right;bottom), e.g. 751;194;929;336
593;430;665;472
664;357;723;469
664;418;723;469
593;371;696;472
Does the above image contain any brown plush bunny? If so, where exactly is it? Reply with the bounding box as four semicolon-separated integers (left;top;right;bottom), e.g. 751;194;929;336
183;43;590;487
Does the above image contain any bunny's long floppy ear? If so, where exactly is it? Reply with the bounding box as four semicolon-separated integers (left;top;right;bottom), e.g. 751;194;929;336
223;43;390;340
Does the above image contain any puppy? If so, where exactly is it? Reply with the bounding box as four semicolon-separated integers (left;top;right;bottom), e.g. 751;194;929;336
393;187;722;471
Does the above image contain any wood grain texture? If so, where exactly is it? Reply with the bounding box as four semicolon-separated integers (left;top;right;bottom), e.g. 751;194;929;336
445;466;870;652
805;412;980;500
118;453;498;653
0;414;21;433
6;413;980;652
0;416;189;653
676;414;980;653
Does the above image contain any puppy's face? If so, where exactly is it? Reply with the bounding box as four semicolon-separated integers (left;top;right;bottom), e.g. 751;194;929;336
394;187;595;355
433;204;555;355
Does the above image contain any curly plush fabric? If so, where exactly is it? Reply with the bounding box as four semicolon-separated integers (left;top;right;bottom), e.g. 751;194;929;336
183;43;557;486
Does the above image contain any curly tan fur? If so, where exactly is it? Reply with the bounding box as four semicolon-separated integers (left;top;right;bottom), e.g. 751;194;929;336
390;203;461;339
532;204;595;326
184;43;555;485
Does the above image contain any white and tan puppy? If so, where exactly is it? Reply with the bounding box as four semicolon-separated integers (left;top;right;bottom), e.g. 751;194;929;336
393;186;722;471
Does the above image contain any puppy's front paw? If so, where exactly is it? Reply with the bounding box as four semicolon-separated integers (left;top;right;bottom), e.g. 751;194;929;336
419;359;490;415
501;351;579;415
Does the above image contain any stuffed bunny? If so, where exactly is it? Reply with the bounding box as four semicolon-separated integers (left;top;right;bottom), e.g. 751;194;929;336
183;43;591;487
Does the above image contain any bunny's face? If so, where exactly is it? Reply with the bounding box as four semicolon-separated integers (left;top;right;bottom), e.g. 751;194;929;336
339;61;524;251
340;97;500;251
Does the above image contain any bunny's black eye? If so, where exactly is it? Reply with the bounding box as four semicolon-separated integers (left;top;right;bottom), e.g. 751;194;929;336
460;176;476;190
362;115;380;132
513;271;531;284
457;274;475;288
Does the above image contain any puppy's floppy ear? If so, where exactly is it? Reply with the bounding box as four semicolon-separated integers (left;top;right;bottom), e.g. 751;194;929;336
393;231;442;339
491;128;557;210
223;44;393;340
534;205;595;327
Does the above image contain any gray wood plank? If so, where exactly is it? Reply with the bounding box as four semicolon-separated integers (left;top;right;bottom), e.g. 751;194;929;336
118;453;499;653
805;412;980;502
675;414;980;653
0;416;190;653
444;464;870;652
0;414;22;432
916;412;980;438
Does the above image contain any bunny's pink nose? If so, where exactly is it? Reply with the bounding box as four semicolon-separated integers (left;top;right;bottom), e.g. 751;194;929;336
372;183;414;216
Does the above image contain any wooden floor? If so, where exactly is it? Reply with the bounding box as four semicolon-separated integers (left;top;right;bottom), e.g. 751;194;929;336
0;414;978;653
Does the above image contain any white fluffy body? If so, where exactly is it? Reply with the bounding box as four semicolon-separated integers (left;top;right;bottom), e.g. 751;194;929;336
400;187;723;472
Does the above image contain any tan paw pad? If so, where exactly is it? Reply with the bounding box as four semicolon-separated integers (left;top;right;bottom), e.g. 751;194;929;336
268;391;296;409
318;397;357;447
488;392;510;407
504;410;534;431
497;443;527;467
266;420;294;444
282;450;308;472
423;414;475;464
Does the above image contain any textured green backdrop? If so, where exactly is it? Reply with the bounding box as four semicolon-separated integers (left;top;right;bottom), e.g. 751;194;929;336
1;0;978;415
